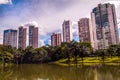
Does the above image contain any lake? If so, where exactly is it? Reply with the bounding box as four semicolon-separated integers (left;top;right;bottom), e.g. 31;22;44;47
0;64;120;80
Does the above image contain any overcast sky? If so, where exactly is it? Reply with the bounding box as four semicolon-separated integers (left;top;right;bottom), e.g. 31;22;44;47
0;0;120;47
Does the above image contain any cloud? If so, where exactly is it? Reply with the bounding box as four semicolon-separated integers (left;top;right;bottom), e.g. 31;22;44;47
0;0;120;45
117;18;120;29
0;0;12;4
72;23;78;36
104;0;120;8
24;21;39;27
39;40;45;47
48;40;51;45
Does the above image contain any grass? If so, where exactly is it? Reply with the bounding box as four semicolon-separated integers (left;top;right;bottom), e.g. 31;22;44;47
54;56;120;67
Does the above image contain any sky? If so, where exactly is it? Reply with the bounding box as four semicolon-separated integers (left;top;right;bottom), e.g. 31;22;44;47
0;0;120;47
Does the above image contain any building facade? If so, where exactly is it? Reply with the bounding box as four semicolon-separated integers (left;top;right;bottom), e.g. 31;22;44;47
78;18;94;48
51;33;62;46
3;29;17;48
91;3;119;49
18;26;27;49
29;25;38;48
62;20;73;42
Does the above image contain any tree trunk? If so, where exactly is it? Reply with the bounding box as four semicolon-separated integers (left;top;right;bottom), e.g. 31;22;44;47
2;58;5;68
82;57;83;63
75;56;77;64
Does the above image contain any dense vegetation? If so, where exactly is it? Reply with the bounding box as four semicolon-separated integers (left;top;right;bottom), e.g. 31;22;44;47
0;40;120;66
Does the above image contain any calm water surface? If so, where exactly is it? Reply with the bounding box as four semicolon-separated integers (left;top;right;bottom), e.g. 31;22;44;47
0;64;120;80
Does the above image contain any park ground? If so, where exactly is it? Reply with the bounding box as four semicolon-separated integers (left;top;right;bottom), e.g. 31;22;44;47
54;56;120;66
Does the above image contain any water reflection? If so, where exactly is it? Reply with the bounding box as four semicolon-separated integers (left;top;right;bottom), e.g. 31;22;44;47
0;64;120;80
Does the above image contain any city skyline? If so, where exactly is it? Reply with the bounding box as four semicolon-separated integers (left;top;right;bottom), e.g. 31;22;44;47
0;0;120;46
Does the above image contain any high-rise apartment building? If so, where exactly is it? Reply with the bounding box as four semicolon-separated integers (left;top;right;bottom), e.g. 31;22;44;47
51;33;62;46
78;18;94;48
91;3;119;49
3;29;17;48
62;20;73;42
29;25;38;48
18;26;27;49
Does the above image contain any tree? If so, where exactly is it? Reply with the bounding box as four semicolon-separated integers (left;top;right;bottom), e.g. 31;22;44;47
13;48;24;64
108;44;118;58
0;45;13;67
79;42;92;62
44;45;55;61
116;45;120;59
70;41;80;63
62;42;72;63
22;46;34;63
95;49;106;62
53;46;64;60
34;47;48;63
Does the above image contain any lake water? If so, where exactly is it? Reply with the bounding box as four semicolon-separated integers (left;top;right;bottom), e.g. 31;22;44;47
0;64;120;80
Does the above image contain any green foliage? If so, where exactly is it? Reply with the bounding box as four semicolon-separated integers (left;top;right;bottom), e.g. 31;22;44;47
0;45;14;62
107;44;118;56
0;42;120;64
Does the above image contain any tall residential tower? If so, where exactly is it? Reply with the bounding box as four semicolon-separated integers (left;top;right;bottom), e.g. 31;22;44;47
3;29;17;48
51;33;62;46
18;26;27;49
91;3;119;49
78;18;94;48
62;20;73;42
29;25;38;48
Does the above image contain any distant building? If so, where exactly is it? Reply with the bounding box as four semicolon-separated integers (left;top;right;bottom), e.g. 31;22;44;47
91;3;119;49
51;33;62;46
3;29;17;48
29;25;38;48
62;20;73;42
18;26;27;49
78;18;94;48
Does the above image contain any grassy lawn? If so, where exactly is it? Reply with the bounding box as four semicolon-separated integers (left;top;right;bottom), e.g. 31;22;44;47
54;56;120;66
